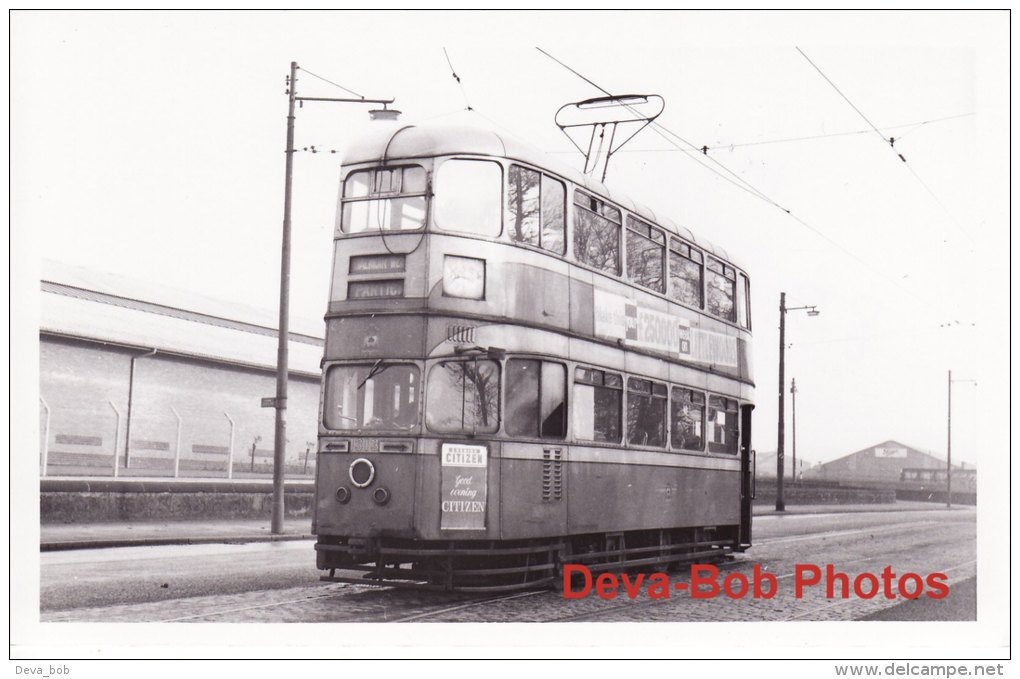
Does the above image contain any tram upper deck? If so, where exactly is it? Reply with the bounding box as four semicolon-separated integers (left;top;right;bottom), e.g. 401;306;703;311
325;123;753;385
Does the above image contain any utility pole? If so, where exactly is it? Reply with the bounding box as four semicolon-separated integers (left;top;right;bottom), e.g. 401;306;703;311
791;377;797;484
776;293;819;512
946;369;952;509
270;62;396;534
776;293;787;511
271;61;298;534
946;371;977;509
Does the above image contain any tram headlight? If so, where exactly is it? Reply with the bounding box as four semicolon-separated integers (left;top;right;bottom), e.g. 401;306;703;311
372;487;391;505
335;486;351;504
349;458;376;488
443;255;485;300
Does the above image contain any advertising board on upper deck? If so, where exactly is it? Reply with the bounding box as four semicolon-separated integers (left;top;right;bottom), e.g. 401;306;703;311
593;289;739;369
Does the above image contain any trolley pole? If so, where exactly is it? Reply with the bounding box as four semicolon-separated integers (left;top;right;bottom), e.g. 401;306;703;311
271;60;298;534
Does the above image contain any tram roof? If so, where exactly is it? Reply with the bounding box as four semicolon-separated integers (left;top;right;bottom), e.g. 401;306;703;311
342;122;743;270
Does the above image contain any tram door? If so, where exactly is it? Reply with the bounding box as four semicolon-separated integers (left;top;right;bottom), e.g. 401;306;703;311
739;404;755;548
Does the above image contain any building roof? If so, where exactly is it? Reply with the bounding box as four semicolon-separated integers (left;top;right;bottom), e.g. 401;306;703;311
40;260;324;376
806;439;975;475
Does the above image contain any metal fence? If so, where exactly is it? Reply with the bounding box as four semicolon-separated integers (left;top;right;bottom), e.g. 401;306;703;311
39;398;316;479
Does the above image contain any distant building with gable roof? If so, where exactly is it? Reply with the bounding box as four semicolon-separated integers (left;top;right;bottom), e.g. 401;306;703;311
802;439;970;485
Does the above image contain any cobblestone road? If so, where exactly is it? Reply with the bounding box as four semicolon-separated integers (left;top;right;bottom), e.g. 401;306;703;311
41;507;975;623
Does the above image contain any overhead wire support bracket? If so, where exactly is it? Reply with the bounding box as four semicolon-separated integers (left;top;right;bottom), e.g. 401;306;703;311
554;94;664;183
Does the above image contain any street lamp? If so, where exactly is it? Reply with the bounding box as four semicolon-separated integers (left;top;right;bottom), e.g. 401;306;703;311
946;370;976;509
270;61;396;534
776;292;819;511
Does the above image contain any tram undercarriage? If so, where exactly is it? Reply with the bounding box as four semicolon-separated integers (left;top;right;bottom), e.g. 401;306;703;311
315;526;742;592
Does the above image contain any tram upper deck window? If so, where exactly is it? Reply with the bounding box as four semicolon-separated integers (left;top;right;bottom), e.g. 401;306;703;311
738;272;751;330
341;166;426;233
507;165;566;254
671;387;705;452
707;257;737;322
425;359;500;434
323;363;419;431
707;395;739;454
434;159;502;237
573;191;621;275
506;359;567;439
627;377;667;447
626;216;666;294
572;367;622;443
669;238;704;309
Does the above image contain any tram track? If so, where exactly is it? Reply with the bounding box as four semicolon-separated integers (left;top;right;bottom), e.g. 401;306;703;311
40;510;975;623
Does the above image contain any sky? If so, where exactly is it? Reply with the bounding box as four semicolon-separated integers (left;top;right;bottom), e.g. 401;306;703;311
11;10;1010;469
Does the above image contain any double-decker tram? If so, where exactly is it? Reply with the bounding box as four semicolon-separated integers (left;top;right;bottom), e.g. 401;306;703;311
313;123;755;591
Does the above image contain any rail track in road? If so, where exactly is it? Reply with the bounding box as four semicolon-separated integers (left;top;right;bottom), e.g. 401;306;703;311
41;508;976;624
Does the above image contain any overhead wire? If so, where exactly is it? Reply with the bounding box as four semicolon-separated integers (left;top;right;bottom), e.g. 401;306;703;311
795;47;973;244
534;46;973;327
544;112;973;155
298;66;365;99
444;48;474;111
536;48;789;210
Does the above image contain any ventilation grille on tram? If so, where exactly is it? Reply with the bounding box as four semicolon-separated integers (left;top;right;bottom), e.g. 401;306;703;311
446;324;476;343
542;448;563;501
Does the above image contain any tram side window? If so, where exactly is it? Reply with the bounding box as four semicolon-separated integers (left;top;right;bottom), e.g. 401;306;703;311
707;257;737;322
506;359;567;439
323;364;420;431
572;367;622;443
668;238;703;309
738;273;751;330
426;360;500;434
671;387;705;452
626;216;666;294
433;159;503;237
341;166;427;233
507;165;566;254
707;396;739;454
573;191;621;275
627;378;667;447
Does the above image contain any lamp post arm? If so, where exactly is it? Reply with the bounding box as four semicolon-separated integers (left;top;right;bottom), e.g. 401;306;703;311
296;96;395;105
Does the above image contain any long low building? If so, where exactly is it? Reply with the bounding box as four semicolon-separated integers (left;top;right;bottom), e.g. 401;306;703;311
39;261;324;479
802;439;973;486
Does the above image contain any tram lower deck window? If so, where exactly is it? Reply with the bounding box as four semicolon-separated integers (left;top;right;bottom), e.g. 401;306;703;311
627;377;667;447
572;367;622;443
506;359;566;439
426;359;500;434
323;364;419;431
707;395;739;454
671;387;705;452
